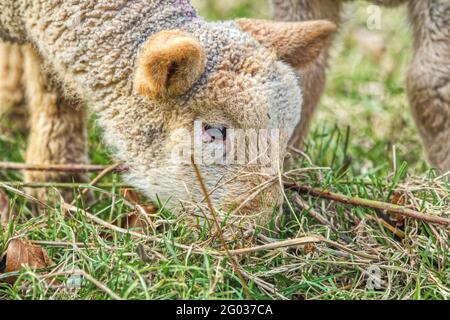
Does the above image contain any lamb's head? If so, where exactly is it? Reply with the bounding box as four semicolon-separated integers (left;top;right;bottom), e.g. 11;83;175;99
109;19;335;222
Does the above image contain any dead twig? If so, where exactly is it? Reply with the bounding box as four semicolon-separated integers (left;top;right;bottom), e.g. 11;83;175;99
30;240;91;248
0;161;127;173
228;236;322;255
285;182;450;228
228;235;379;261
0;181;133;189
191;155;253;300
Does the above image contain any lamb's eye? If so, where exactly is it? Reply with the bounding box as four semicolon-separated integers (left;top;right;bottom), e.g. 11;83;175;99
203;123;227;142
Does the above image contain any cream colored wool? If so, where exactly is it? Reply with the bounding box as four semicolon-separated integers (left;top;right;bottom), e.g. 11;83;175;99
272;0;450;171
0;42;27;133
0;0;335;223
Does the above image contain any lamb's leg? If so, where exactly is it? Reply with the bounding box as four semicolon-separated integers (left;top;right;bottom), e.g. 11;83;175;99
0;42;28;134
271;0;343;149
23;45;90;204
407;1;450;171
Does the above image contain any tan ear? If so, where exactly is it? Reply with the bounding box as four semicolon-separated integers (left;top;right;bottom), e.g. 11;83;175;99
134;30;206;100
235;19;336;69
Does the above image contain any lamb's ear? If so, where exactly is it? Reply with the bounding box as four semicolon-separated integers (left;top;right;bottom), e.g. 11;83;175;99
134;30;206;100
235;19;336;69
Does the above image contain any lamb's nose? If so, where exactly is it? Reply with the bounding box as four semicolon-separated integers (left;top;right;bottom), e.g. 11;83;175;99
203;124;227;142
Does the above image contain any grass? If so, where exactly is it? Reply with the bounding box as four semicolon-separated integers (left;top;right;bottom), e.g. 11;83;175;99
0;1;449;300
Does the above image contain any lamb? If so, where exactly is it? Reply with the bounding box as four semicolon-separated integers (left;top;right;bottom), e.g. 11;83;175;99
0;0;335;224
271;0;450;171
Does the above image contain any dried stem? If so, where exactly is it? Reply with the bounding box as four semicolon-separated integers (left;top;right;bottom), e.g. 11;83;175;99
228;235;379;260
191;156;253;300
0;181;132;189
0;161;127;173
285;182;450;228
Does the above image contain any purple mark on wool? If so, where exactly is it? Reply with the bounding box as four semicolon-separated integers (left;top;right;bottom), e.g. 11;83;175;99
171;0;198;18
